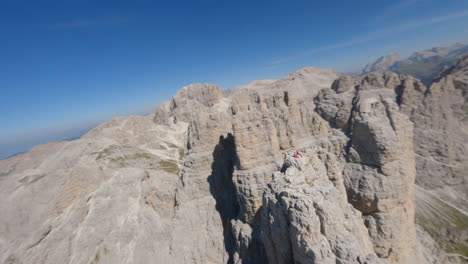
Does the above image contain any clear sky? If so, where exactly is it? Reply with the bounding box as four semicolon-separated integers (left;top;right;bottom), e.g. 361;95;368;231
1;0;468;159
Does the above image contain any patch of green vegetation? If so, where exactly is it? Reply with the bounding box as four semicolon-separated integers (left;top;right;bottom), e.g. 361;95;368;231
437;199;468;231
19;174;46;185
441;241;468;257
160;141;178;150
110;156;129;167
159;160;179;175
458;244;468;257
178;148;185;160
447;255;465;263
416;195;468;258
94;146;155;167
165;142;178;149
129;153;152;159
92;251;100;264
108;153;153;167
29;174;46;184
93;145;119;161
417;217;439;238
90;246;108;264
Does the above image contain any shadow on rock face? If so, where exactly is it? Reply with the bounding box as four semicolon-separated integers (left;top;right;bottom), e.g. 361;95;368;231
208;133;241;264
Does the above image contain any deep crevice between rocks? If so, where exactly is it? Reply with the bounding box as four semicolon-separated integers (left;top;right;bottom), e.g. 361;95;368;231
394;84;404;106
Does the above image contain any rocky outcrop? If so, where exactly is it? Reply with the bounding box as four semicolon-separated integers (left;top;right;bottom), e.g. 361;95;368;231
0;115;203;263
400;56;468;213
344;88;416;263
2;58;466;264
315;72;418;263
154;68;341;264
151;67;420;263
317;60;468;262
407;59;468;257
262;153;384;264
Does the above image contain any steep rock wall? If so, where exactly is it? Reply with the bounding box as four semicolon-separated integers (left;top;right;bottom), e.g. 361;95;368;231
154;68;419;263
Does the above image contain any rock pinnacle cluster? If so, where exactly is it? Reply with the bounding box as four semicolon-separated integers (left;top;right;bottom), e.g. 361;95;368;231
1;54;467;263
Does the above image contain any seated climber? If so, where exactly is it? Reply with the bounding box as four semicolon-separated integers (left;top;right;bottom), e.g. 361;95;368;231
293;151;302;158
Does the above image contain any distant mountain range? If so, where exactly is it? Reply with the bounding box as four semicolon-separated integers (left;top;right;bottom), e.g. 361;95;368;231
362;43;468;84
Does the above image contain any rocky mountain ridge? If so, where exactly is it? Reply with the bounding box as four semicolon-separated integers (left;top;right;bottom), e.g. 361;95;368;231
362;43;468;85
362;52;401;73
1;56;467;263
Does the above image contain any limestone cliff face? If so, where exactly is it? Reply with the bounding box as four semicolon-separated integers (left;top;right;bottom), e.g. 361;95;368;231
315;73;418;263
344;80;416;263
151;67;421;264
262;154;381;264
406;57;468;212
400;56;468;261
1;61;465;264
316;63;468;262
152;68;342;263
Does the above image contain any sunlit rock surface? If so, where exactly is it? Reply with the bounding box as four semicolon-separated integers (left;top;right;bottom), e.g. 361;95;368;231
1;58;467;263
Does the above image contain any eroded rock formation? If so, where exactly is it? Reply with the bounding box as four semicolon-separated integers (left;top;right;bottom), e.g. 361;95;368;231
1;58;467;263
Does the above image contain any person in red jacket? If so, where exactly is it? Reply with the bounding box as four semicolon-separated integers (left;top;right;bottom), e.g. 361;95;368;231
293;151;302;158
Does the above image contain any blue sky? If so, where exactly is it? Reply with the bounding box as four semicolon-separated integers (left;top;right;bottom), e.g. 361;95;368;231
1;0;468;159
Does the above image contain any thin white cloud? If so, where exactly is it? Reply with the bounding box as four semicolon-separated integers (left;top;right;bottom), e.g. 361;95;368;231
271;9;468;65
52;17;124;29
386;10;468;32
374;0;424;21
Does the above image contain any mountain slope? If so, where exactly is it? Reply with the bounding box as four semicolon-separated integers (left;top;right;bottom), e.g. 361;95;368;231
1;59;467;263
362;52;401;72
362;43;468;85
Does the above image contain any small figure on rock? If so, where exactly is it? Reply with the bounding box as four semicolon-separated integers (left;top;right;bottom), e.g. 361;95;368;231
293;151;302;158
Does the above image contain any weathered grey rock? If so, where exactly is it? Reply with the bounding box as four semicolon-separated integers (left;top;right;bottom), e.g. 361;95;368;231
262;152;384;264
320;59;468;261
405;55;468;213
0;115;229;264
344;87;417;264
331;75;359;93
151;67;342;264
2;57;465;264
315;87;355;129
